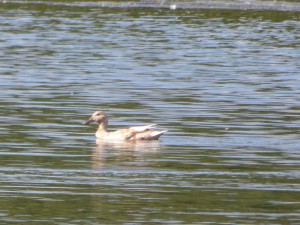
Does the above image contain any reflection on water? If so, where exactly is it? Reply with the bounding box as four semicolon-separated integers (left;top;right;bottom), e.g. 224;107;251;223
0;1;300;224
92;140;162;168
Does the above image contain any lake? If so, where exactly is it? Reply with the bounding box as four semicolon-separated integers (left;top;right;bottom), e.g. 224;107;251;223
0;1;300;224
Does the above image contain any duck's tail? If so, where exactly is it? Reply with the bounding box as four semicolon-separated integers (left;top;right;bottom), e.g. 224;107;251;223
135;129;168;141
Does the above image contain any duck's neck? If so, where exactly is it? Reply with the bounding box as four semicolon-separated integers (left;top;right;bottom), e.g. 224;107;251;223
97;118;108;133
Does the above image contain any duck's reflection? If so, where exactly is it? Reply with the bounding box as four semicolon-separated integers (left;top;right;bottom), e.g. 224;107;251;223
92;139;162;169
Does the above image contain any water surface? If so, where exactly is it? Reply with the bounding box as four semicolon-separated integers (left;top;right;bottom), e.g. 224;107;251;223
0;1;300;224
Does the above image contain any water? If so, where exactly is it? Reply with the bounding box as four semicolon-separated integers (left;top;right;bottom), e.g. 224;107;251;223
1;1;300;224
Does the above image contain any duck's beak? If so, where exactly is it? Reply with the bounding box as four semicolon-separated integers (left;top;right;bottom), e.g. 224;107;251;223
83;117;94;125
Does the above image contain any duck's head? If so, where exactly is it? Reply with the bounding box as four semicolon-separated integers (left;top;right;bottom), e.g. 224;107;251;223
83;110;107;125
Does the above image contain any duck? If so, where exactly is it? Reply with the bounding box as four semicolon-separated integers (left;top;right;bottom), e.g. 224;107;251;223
83;110;167;141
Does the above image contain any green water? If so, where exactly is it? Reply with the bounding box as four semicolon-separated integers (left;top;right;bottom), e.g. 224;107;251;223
0;1;300;224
